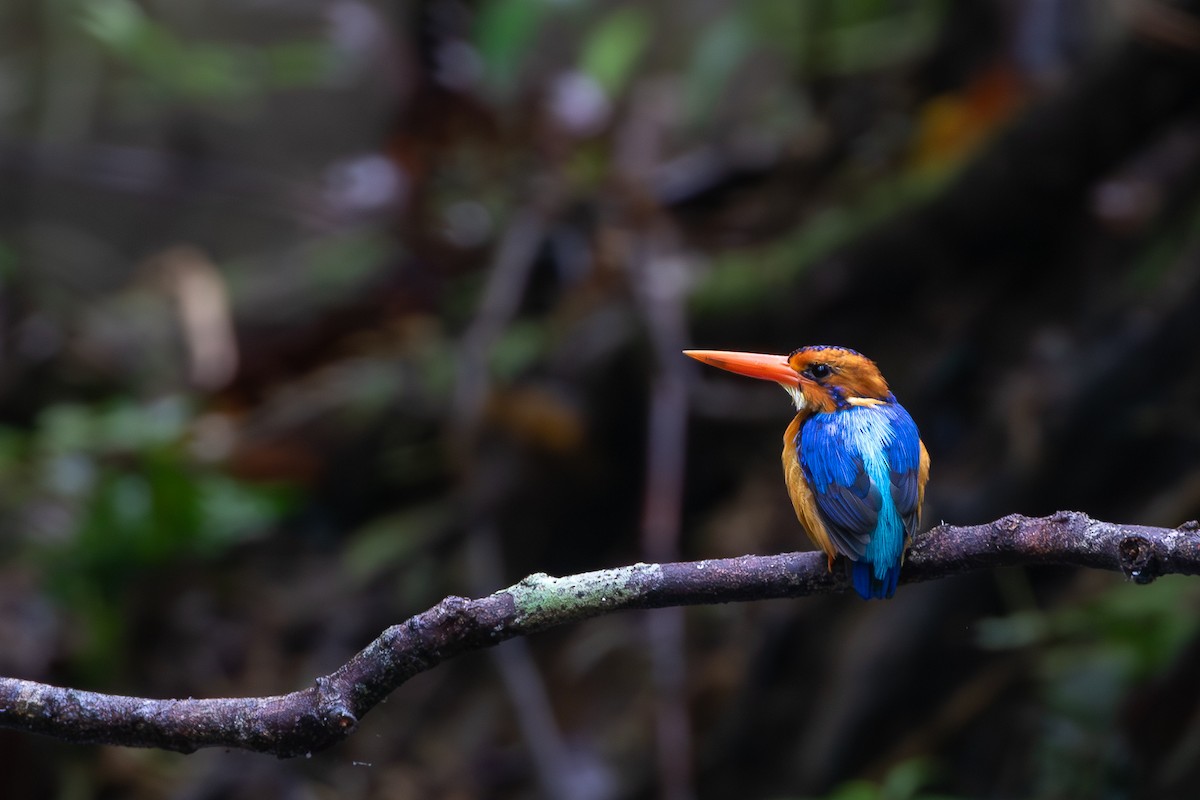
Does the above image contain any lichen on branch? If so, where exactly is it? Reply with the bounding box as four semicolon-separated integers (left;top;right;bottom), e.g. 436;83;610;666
0;512;1197;757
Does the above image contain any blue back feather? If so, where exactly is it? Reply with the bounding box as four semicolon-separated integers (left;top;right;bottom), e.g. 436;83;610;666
798;403;921;600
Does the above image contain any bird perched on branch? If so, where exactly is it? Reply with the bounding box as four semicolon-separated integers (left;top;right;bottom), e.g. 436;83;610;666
685;346;929;599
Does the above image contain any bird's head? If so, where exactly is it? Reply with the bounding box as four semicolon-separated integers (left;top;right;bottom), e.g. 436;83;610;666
685;345;891;413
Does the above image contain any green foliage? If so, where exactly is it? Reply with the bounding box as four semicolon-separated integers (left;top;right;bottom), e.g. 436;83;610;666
342;505;450;611
781;757;963;800
682;11;751;129
474;0;555;98
78;0;333;102
1125;195;1200;292
490;319;551;380
977;575;1200;797
814;0;947;75
691;169;954;314
0;240;18;281
978;576;1200;684
2;397;292;677
579;7;651;96
306;232;394;296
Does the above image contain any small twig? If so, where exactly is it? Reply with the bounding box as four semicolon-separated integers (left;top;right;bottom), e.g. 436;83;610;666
1;512;1197;757
451;205;548;446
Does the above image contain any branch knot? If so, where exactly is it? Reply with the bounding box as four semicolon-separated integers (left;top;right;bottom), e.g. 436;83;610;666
3;512;1200;756
1118;534;1158;584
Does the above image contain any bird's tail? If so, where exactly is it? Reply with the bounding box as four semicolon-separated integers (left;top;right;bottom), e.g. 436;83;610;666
851;561;900;600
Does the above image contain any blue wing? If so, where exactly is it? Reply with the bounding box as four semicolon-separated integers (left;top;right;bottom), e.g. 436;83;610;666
885;404;924;535
798;411;880;560
796;438;876;560
798;403;924;598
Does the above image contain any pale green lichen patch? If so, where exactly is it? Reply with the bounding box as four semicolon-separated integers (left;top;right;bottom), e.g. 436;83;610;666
502;562;663;628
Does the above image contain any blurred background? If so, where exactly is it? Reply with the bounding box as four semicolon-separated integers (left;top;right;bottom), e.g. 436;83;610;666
3;0;1200;797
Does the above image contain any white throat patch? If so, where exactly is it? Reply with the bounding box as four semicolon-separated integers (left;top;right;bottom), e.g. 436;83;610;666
782;383;806;411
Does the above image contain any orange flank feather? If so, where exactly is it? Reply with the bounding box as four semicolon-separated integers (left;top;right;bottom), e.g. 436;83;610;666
781;415;838;569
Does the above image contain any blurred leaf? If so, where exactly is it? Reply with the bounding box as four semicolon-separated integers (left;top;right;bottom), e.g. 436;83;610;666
786;757;962;800
412;334;457;402
67;585;127;683
38;404;95;454
475;0;549;97
382;439;447;485
692;168;953;314
976;576;1200;796
264;41;332;88
490;319;548;379
225;232;393;326
196;476;292;553
1126;195;1200;292
100;396;190;451
0;240;18;281
816;0;947;75
174;43;253;100
811;781;877;800
0;427;27;472
33;449;286;678
36;397;190;456
16;395;294;678
579;7;651;96
746;0;815;62
342;504;449;585
109;473;151;529
828;0;893;27
978;577;1200;682
683;11;751;128
79;0;331;101
77;0;145;50
309;232;392;296
976;609;1051;650
43;452;95;497
879;758;949;800
336;359;409;421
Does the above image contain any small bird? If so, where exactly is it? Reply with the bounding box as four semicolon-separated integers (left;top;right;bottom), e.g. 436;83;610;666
685;346;929;599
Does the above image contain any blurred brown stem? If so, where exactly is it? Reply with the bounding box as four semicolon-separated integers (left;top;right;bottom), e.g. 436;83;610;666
1;512;1196;757
630;242;695;800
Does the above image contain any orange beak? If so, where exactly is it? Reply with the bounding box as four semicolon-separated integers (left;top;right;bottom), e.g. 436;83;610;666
683;349;799;387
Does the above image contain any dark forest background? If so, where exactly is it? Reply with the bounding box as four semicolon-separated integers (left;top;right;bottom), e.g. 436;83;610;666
3;1;1200;798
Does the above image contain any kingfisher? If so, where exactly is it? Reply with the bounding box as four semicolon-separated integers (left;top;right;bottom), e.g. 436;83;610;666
685;345;929;599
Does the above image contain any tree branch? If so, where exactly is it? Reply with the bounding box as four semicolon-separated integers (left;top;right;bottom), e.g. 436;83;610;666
2;512;1197;757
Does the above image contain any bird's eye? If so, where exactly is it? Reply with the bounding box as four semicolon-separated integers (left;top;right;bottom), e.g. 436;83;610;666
806;363;832;380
